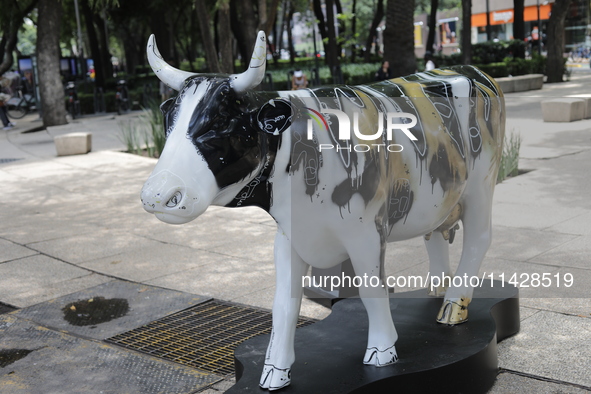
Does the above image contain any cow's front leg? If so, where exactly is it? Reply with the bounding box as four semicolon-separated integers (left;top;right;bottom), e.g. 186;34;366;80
347;235;398;367
260;230;308;391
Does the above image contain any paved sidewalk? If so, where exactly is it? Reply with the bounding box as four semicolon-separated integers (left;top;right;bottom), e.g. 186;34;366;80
1;71;590;393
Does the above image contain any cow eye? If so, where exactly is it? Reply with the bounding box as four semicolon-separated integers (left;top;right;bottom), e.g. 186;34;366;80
159;98;175;115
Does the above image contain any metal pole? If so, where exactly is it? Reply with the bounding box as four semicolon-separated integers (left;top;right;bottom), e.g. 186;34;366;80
537;0;542;54
485;0;491;41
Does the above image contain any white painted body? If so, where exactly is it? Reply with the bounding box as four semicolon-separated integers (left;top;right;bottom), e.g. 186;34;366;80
140;32;505;391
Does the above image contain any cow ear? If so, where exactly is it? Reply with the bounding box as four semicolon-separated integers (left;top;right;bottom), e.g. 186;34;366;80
256;99;292;135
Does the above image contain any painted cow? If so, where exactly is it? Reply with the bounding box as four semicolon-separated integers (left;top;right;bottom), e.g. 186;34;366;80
140;31;505;390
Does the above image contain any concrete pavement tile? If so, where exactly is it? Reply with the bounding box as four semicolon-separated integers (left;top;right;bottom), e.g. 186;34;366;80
79;244;230;282
146;257;275;300
203;282;332;321
546;211;591;235
225;286;275;311
0;217;104;245
487;226;578;261
0;314;218;394
26;230;162;265
519;307;540;321
300;297;332;320
54;151;156;174
1;160;88;181
530;235;591;270
0;238;38;263
0;254;110;307
209;205;277;227
12;280;208;340
492;201;585;230
520;298;591;318
384;241;429;274
436;225;578;263
498;311;591;387
490;371;590;393
132;211;268;250
201;222;276;262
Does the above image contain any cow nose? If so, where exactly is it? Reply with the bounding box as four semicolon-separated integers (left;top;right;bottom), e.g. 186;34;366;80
140;170;192;213
165;190;182;208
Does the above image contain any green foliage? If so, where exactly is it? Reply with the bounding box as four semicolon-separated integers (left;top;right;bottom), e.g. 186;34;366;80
433;53;463;67
504;57;532;76
117;104;165;159
473;63;509;78
497;132;522;183
140;98;166;158
472;41;508;64
530;53;547;74
117;119;144;156
264;62;382;88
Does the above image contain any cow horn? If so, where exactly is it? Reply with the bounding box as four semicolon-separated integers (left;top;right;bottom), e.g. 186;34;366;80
230;31;267;92
147;34;195;91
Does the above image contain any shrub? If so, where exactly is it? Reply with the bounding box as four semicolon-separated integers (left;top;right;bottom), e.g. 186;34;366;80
473;63;509;78
472;41;507;64
504;57;532;76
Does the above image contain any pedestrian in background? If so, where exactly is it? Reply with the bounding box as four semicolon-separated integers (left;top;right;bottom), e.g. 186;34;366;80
0;76;15;130
375;60;392;81
291;69;308;90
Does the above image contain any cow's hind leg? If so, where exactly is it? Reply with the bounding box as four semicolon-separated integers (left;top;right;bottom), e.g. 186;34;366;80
260;230;308;391
347;233;398;367
437;190;493;325
425;231;453;297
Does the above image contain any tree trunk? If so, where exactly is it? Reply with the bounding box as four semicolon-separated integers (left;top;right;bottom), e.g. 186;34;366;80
230;0;258;68
351;0;357;62
384;0;416;77
460;0;472;64
286;4;296;65
217;0;234;73
325;0;340;74
426;0;439;54
82;1;105;86
546;0;572;83
195;0;221;73
93;11;113;79
37;0;67;127
513;0;525;40
0;1;38;75
363;0;384;62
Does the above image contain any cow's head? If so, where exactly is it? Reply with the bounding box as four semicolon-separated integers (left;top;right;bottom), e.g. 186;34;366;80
140;31;289;224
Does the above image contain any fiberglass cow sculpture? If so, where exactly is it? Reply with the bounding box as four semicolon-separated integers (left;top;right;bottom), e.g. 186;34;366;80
140;31;505;390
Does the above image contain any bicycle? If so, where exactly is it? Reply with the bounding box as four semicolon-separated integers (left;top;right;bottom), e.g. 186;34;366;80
6;92;36;119
115;79;130;115
65;81;81;119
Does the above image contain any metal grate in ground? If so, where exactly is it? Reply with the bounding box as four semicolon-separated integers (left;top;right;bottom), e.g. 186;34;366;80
106;299;316;376
0;158;23;164
0;302;17;315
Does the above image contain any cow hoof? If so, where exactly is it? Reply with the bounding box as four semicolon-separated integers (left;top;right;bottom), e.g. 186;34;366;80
363;344;398;366
436;297;470;325
259;364;291;391
428;284;447;297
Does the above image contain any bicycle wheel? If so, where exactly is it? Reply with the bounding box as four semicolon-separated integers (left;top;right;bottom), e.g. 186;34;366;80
7;105;27;119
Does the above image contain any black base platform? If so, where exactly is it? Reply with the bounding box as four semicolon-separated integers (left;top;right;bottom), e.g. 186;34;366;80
227;281;519;393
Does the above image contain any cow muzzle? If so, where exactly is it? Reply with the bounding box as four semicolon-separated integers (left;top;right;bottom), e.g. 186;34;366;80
140;170;213;225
